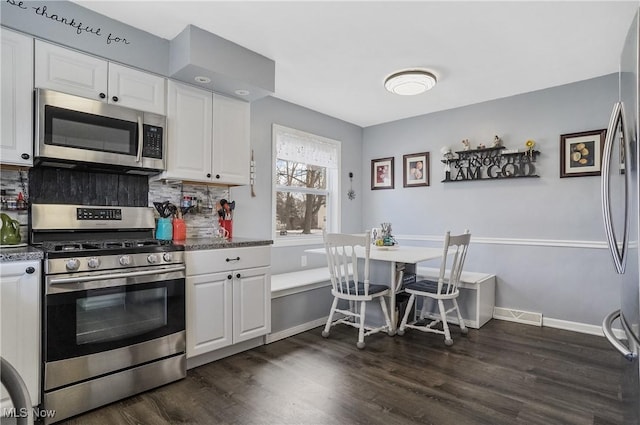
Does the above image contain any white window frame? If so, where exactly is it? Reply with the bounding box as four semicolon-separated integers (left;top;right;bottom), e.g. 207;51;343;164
272;124;341;247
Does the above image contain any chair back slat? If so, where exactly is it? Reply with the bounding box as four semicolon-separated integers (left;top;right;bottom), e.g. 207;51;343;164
323;231;371;297
437;230;471;295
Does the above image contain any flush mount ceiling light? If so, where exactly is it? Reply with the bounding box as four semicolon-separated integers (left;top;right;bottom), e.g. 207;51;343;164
384;69;437;96
234;89;250;96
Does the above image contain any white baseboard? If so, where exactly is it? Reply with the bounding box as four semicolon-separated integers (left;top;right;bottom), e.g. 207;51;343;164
491;308;626;339
265;311;626;345
543;317;625;339
265;317;328;344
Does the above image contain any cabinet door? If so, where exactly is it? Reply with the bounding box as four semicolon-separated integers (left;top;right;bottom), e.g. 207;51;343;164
233;266;271;343
0;261;41;408
34;40;108;100
108;63;166;114
1;29;33;166
186;271;233;358
212;94;250;185
162;81;213;182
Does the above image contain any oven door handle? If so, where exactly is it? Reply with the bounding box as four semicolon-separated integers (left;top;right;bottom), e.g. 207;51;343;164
49;265;186;285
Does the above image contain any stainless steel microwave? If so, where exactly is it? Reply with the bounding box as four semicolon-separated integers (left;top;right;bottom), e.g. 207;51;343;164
35;89;166;174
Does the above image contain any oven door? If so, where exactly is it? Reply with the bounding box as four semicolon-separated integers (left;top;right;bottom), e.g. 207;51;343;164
44;265;185;363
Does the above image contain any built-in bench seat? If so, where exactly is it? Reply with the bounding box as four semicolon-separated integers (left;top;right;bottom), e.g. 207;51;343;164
271;265;356;299
414;266;496;329
271;267;332;299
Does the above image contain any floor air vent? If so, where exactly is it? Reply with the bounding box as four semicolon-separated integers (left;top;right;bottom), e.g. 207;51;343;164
493;307;543;326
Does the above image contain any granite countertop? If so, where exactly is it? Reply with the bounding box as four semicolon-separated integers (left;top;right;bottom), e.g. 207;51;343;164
0;238;273;262
0;245;44;262
178;237;273;251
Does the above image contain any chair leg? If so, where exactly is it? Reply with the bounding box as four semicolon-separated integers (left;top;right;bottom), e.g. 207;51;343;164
452;298;468;335
378;296;393;336
438;299;453;346
357;301;367;349
397;293;415;336
322;297;339;337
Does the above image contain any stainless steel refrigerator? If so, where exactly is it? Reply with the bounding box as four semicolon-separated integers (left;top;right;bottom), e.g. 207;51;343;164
602;7;640;425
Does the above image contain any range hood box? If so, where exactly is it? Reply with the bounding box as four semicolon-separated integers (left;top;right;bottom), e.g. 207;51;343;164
170;25;275;101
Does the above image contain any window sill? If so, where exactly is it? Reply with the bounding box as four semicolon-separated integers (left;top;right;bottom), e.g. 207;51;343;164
272;237;324;248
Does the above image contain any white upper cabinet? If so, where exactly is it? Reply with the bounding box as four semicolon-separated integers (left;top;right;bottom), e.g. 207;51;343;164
108;63;166;115
164;81;213;181
159;81;250;185
212;93;250;185
1;28;34;166
35;40;166;115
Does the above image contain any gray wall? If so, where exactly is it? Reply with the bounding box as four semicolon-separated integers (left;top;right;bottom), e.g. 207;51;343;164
1;0;168;74
362;74;621;327
231;96;363;274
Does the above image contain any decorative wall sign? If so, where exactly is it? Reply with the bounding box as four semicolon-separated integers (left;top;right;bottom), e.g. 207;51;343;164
441;146;540;183
5;0;132;46
559;129;606;178
403;152;429;187
371;157;394;190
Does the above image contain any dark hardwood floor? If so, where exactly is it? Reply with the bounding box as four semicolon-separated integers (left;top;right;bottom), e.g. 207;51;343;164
60;320;624;425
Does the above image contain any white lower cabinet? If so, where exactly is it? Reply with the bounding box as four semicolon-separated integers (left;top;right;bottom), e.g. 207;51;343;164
185;246;271;358
0;260;41;409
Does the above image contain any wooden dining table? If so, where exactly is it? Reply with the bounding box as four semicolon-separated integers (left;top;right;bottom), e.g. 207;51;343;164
305;245;445;332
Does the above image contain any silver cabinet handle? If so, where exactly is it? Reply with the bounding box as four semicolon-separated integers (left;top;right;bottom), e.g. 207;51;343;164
136;116;144;163
600;102;627;274
602;309;637;361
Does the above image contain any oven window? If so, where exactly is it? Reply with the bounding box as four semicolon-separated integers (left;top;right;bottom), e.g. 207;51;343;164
46;279;185;362
45;105;137;155
76;287;168;345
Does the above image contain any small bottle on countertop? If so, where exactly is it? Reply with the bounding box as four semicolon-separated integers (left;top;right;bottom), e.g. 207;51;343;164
16;192;25;210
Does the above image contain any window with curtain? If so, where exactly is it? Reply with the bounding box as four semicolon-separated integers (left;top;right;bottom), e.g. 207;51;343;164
273;124;340;242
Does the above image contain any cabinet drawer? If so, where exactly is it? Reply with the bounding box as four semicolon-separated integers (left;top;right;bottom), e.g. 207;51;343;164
186;246;270;275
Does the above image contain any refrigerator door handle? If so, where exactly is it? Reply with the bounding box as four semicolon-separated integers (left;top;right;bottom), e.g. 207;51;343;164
601;101;627;274
603;309;637;361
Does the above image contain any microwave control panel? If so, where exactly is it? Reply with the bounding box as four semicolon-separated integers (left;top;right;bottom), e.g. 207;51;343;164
142;125;163;159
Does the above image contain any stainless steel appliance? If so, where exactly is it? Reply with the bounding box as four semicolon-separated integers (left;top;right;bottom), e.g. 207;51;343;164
35;89;165;174
601;7;640;424
31;204;186;425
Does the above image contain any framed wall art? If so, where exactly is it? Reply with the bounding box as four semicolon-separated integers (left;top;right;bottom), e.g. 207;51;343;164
403;152;430;187
560;129;606;178
371;157;394;190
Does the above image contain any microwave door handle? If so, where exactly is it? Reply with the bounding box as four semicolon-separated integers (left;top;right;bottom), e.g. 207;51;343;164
601;101;625;274
136;116;143;163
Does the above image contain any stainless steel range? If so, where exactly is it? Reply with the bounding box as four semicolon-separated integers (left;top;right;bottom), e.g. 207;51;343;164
31;204;186;425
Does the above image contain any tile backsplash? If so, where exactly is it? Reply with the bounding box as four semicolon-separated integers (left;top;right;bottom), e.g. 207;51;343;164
0;169;231;240
148;181;229;238
0;169;29;243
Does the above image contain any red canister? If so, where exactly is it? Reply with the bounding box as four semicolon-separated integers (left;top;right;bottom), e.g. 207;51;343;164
172;218;186;241
220;219;233;239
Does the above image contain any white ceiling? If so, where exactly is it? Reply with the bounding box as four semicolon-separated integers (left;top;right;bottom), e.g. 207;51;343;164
72;1;639;128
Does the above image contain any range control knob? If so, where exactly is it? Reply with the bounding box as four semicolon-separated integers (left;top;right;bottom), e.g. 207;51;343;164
66;258;80;271
147;254;159;264
119;255;132;266
163;252;173;262
87;257;101;269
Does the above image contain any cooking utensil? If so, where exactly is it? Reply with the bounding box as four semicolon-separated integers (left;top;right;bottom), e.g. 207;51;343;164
153;201;177;218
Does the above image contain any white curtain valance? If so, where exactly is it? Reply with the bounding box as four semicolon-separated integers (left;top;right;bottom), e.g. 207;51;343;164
274;124;339;169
